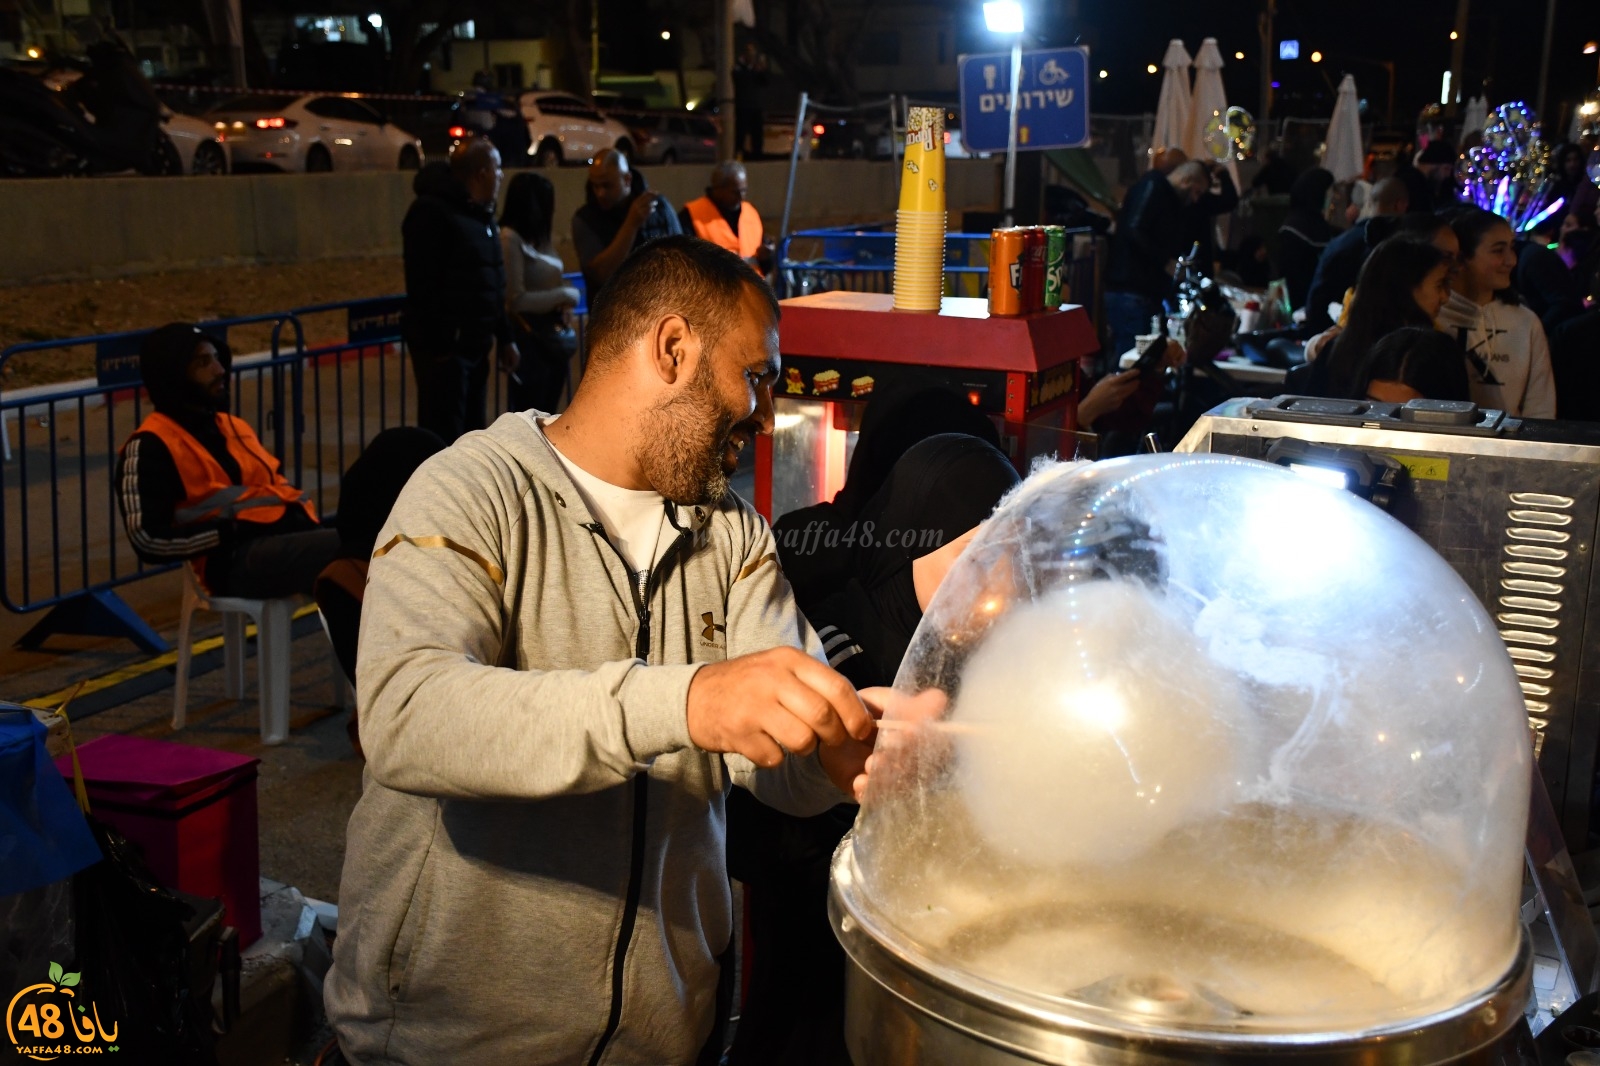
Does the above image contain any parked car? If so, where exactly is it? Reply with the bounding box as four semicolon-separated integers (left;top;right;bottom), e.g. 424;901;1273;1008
811;115;895;160
519;91;633;167
607;109;719;165
0;52;200;177
206;93;424;173
161;107;230;174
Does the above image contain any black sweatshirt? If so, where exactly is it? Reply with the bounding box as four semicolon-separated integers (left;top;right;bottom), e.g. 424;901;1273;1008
401;162;512;354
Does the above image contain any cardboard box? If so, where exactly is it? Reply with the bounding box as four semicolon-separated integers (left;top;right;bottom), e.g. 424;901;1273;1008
57;735;262;947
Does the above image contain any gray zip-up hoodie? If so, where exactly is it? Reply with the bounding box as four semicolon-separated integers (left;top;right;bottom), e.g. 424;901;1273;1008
324;412;847;1065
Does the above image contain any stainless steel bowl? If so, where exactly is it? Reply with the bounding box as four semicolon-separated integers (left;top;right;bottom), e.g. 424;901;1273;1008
830;833;1532;1066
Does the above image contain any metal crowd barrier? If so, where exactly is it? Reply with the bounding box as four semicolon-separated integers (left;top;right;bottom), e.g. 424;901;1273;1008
0;278;587;652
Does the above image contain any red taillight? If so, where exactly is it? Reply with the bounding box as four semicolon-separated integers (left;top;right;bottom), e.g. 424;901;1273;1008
967;389;982;406
812;123;826;136
448;125;466;139
254;116;294;129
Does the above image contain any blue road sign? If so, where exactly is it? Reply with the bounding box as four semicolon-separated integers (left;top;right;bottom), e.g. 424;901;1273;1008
1279;39;1300;60
958;47;1091;154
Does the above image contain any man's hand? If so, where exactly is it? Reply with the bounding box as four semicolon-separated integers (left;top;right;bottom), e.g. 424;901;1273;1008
688;647;875;773
626;190;662;230
1076;368;1141;428
497;341;521;374
851;688;950;802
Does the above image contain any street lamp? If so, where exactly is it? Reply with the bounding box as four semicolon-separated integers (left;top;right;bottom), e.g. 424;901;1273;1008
983;0;1024;226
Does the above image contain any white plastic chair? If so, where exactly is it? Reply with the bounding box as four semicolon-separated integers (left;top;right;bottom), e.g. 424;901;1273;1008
172;562;346;745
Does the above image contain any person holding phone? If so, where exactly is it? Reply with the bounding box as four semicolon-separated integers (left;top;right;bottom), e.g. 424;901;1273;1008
572;148;682;294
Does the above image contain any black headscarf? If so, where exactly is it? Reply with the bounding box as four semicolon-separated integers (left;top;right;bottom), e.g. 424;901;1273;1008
138;322;232;415
808;433;1020;688
773;373;1002;616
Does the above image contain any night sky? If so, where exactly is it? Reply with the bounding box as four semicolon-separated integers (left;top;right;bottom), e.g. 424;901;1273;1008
1002;0;1600;130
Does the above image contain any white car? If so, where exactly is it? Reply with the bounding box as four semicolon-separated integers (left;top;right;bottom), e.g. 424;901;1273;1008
161;108;230;175
519;91;634;167
206;93;424;173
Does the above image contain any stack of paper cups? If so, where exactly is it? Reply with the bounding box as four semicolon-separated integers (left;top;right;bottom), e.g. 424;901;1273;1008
894;107;948;312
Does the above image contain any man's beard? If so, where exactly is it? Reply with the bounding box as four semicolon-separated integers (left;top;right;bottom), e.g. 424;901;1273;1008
635;358;738;506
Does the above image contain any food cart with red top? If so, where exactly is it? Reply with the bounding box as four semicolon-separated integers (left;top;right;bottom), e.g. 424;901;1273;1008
753;291;1098;521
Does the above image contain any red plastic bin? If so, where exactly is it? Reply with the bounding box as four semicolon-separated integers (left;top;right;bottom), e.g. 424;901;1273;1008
57;735;262;948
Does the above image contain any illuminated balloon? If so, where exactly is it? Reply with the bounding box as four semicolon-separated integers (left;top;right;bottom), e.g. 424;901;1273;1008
1202;111;1232;162
1225;105;1256;159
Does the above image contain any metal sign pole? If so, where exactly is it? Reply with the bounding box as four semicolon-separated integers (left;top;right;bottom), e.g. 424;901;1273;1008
780;91;808;243
1003;40;1021;226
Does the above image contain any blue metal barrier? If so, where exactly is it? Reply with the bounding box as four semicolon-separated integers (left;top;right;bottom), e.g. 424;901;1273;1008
776;224;1101;314
0;278;588;651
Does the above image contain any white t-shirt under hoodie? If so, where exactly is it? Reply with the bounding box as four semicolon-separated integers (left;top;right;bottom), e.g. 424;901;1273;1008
1435;291;1557;419
530;413;669;574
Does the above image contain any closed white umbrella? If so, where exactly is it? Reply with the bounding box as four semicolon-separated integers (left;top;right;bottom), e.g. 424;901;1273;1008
1150;39;1192;169
1185;38;1228;161
1185;38;1240;191
1462;95;1488;142
1322;74;1365;182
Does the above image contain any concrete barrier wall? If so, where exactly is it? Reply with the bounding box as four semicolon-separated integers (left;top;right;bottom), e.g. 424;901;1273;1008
0;158;1003;286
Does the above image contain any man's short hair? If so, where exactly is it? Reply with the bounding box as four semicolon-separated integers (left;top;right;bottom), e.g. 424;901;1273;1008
585;235;778;370
1170;160;1209;188
449;138;497;181
1371;176;1409;214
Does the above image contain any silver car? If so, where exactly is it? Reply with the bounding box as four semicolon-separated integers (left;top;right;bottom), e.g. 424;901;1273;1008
611;111;720;166
207;93;424;173
519;91;634;166
161;108;231;175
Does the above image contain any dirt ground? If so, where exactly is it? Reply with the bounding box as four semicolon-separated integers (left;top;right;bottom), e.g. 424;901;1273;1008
0;256;405;389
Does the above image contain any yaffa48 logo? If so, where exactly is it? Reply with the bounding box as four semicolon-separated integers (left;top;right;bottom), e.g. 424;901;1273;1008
6;961;120;1059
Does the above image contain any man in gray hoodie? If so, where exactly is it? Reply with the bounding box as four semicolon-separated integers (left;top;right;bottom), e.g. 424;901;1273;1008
325;236;885;1064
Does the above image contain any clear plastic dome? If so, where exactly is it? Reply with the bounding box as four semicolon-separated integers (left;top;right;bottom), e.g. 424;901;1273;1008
842;453;1531;1037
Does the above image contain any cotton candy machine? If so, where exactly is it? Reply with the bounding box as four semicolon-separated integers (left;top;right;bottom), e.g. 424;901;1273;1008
831;454;1535;1065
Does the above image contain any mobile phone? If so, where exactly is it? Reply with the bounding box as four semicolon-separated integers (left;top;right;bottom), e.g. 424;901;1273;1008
1131;331;1168;374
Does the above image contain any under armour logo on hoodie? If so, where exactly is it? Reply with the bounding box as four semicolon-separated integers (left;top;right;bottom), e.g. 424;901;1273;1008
701;612;726;646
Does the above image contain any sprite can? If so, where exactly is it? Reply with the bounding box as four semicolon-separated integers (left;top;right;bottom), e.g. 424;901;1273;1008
1042;225;1067;310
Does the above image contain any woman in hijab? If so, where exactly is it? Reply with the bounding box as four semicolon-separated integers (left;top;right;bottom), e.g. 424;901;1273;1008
1277;167;1337;311
728;433;1021;1066
770;374;1002;619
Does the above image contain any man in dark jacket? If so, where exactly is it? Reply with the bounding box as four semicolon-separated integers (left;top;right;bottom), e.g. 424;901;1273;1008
116;323;338;597
1303;177;1409;331
1103;160;1210;365
572;148;682;293
401;139;518;443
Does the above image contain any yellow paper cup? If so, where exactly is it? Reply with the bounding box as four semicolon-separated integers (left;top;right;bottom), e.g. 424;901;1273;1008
898;107;948;212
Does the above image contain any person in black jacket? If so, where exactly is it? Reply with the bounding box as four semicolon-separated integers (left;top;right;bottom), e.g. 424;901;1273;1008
727;433;1021;1066
572;148;682;293
1277;167;1336;311
1302;177;1410;331
401;139;518;443
1180;160;1239;277
770;373;1003;621
1104;160;1210;365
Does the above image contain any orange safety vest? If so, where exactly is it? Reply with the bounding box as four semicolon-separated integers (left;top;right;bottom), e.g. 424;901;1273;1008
131;410;316;585
686;197;763;272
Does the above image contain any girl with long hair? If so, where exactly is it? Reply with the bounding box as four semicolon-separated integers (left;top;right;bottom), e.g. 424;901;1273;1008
500;170;581;412
1316;237;1455;400
1436;208;1557;417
